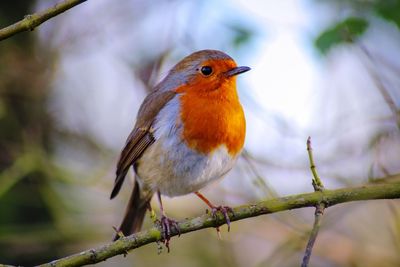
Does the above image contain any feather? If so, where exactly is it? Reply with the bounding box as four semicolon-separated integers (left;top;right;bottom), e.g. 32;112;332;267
110;90;176;199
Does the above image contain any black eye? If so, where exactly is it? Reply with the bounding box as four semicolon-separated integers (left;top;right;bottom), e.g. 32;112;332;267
200;66;213;76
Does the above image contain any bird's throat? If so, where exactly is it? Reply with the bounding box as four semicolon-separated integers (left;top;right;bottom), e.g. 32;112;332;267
177;82;246;156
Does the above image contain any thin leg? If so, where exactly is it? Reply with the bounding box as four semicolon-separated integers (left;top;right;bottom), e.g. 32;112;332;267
194;191;233;234
157;190;166;216
195;191;215;209
147;202;158;224
157;190;180;252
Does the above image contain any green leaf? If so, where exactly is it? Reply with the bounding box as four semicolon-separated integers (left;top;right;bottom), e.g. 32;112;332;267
227;23;254;48
315;17;369;55
375;0;400;29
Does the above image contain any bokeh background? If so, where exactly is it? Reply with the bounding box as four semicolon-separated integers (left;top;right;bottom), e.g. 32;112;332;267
1;0;400;266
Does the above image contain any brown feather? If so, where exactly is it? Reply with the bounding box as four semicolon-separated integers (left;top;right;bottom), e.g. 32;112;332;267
117;128;150;171
110;131;155;199
110;90;176;199
112;180;150;241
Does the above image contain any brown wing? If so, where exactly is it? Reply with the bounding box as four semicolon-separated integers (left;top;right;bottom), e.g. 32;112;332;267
110;128;154;199
110;89;176;199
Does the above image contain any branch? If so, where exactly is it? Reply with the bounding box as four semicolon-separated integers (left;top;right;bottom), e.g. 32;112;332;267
301;203;325;267
36;180;400;267
302;136;326;267
358;43;400;128
0;0;88;41
306;137;324;192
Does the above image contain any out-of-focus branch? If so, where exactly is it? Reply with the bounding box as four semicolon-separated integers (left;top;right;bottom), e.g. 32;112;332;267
358;43;400;128
302;137;326;267
241;149;279;198
33;180;400;267
0;0;88;41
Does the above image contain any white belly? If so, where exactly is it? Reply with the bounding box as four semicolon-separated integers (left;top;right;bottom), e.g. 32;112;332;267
135;96;237;197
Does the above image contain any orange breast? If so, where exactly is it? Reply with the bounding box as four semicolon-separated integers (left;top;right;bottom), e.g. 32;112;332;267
176;78;245;156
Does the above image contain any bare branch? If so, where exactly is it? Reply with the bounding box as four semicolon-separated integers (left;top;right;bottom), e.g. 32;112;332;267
306;136;324;191
34;181;400;267
358;43;400;128
302;137;326;267
0;0;88;41
301;203;325;267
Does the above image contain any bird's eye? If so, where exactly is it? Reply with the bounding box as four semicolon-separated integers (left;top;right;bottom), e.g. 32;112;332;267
200;66;213;76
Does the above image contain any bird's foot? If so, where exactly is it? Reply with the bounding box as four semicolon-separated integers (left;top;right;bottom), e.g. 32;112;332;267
211;206;234;234
158;215;180;252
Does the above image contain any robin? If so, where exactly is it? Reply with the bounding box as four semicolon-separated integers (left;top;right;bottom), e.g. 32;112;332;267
110;49;250;248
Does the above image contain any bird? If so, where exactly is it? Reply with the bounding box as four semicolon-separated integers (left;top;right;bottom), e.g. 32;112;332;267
110;49;250;249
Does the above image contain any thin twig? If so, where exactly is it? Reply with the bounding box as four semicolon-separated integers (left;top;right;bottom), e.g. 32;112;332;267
31;181;400;267
306;136;325;191
0;0;88;41
358;43;400;129
341;30;399;128
302;137;326;267
301;203;325;267
241;149;279;198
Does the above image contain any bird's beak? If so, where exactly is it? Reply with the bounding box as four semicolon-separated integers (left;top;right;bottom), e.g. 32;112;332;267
225;66;251;77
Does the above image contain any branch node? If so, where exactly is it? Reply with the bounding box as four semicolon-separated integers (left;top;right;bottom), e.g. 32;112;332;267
307;137;325;191
112;225;125;240
89;249;97;263
23;14;33;20
315;202;326;216
156;241;163;255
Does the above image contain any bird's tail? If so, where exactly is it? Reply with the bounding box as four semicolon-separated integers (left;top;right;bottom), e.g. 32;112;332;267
113;180;150;241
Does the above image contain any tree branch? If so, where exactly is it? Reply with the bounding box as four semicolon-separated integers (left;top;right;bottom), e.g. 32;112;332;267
302;137;326;267
306;137;325;192
35;180;400;267
0;0;88;42
358;43;400;128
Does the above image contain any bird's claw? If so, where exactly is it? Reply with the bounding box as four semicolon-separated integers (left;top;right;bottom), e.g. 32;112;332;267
158;215;180;252
211;206;234;232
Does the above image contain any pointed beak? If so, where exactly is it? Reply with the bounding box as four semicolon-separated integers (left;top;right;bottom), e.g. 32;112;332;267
225;66;251;77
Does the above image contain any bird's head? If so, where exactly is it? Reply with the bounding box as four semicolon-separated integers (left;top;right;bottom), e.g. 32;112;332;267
166;50;250;93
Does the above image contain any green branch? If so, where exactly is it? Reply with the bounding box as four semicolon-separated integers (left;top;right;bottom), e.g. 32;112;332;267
306;136;324;191
302;136;325;267
36;180;400;267
0;0;88;41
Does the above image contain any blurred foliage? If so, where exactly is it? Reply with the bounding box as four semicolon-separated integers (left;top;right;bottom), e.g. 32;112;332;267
0;0;64;264
0;1;107;265
227;23;254;49
315;0;400;55
314;0;400;181
315;17;368;55
375;0;400;29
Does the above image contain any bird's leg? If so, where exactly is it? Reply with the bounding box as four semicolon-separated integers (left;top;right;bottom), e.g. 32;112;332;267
147;202;158;224
157;190;180;252
194;191;234;236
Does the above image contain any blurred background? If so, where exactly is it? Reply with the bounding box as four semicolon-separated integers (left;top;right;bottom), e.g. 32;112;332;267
1;0;400;266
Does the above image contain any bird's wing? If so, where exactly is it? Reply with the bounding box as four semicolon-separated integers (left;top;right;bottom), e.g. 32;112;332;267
110;90;176;199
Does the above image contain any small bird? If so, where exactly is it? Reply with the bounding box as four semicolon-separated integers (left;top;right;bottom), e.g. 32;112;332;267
110;49;250;248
